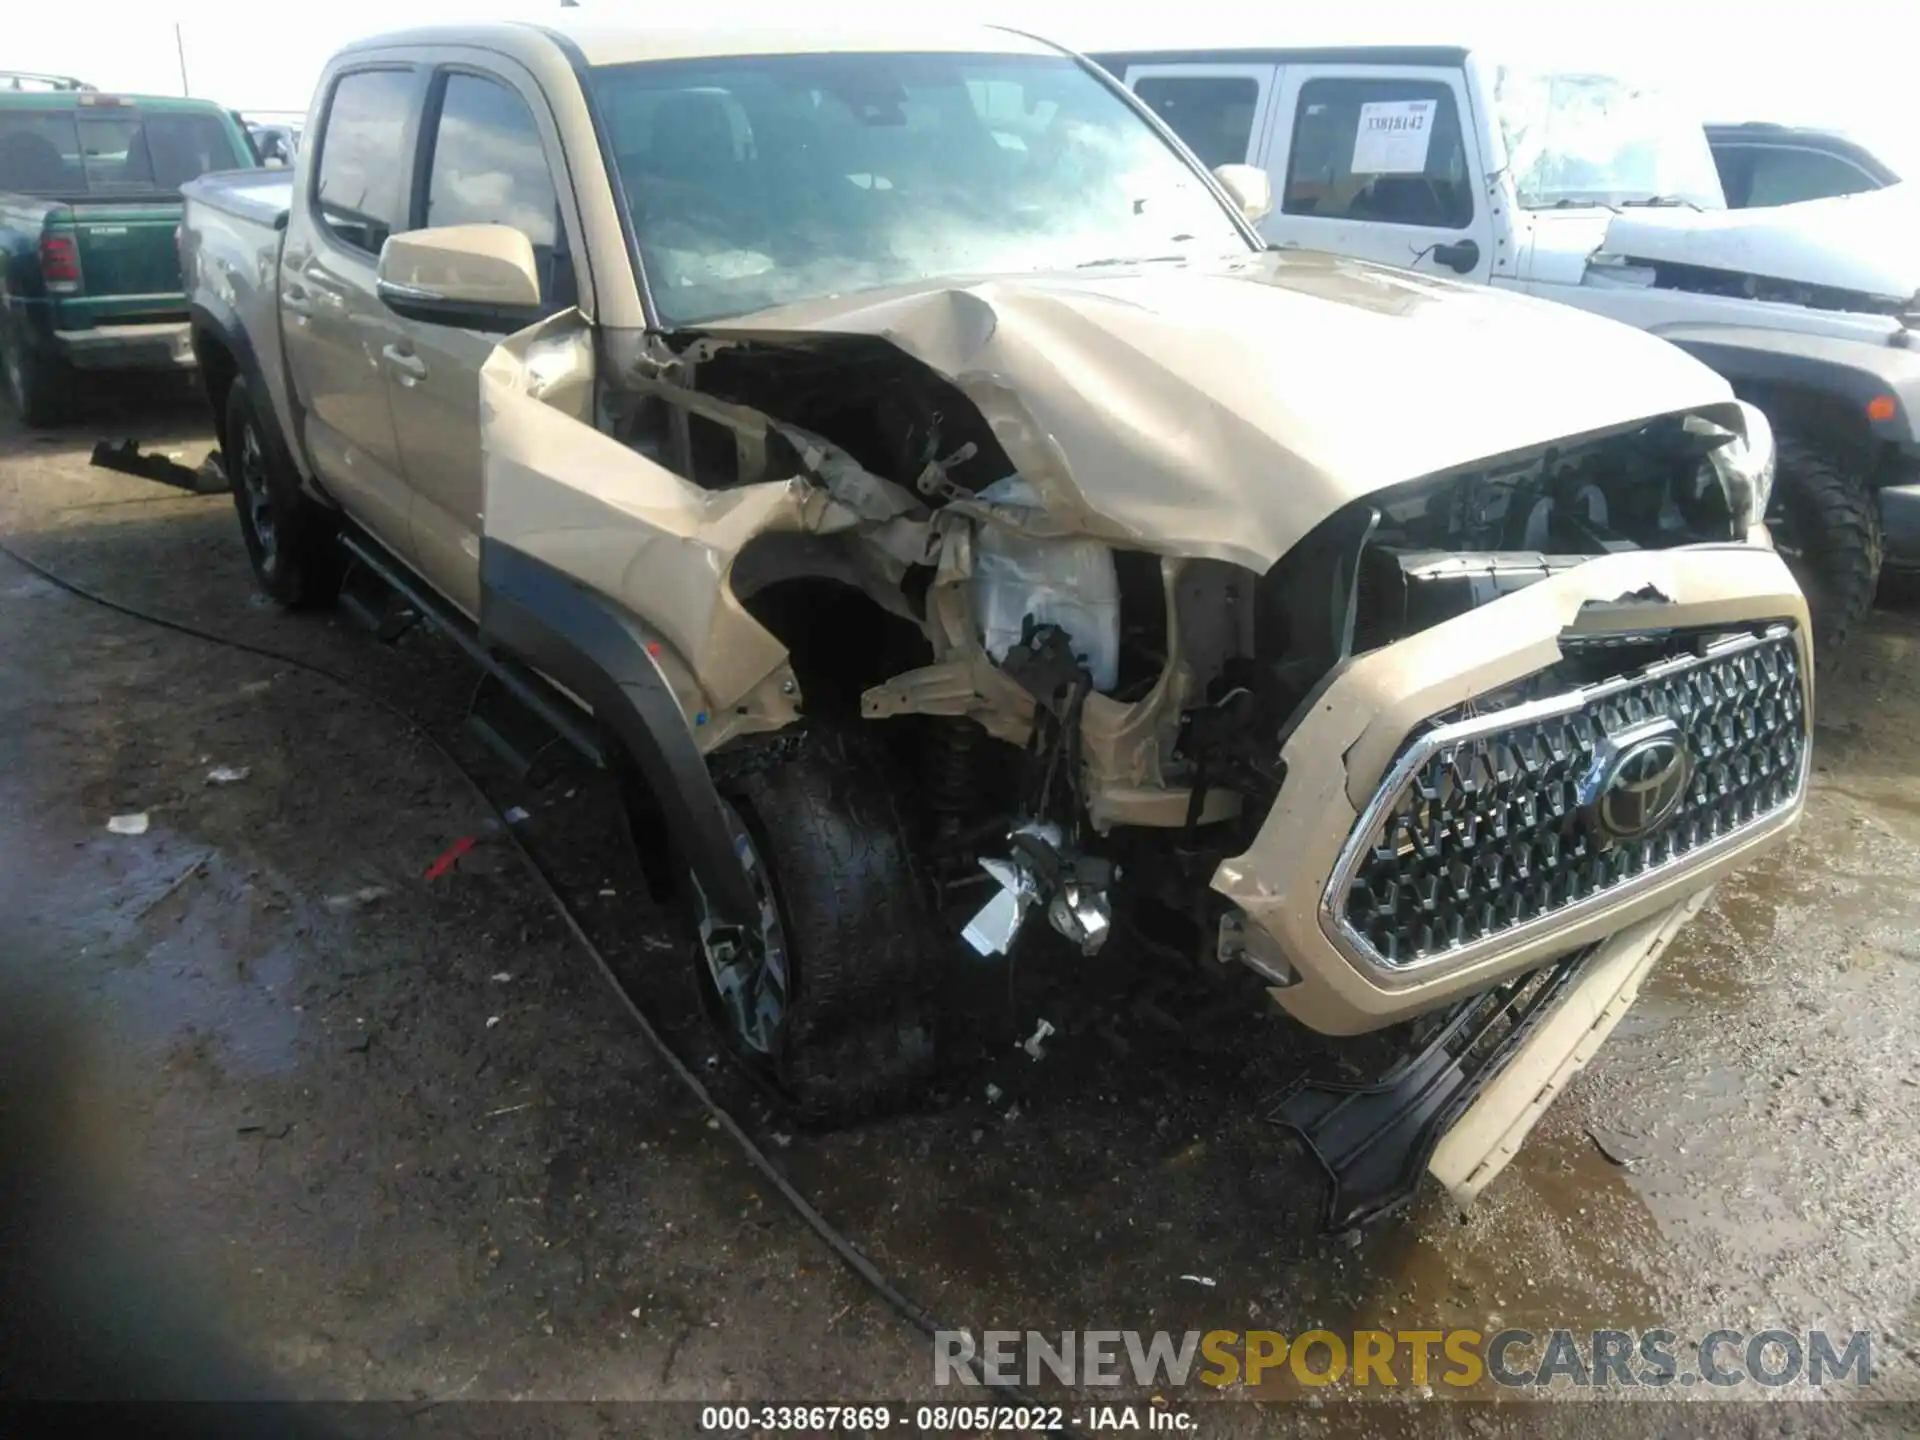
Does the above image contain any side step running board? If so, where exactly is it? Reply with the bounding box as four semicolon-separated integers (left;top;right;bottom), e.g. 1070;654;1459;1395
337;531;604;772
1272;949;1592;1232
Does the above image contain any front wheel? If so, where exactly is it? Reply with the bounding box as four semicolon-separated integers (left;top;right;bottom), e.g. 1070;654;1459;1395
1767;431;1883;662
666;724;941;1125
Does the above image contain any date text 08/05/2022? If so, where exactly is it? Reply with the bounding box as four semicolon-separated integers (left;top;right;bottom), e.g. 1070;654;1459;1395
698;1404;1193;1432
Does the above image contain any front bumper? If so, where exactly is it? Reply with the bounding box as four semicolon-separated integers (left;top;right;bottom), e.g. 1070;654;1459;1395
53;321;195;374
1212;542;1810;1036
1426;886;1708;1208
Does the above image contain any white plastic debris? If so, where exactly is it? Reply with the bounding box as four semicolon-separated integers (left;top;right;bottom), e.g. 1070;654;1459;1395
324;885;388;911
1021;1018;1057;1062
1180;1275;1217;1288
985;1082;1005;1104
503;806;531;824
205;765;252;785
491;971;513;984
107;813;149;836
485;1016;502;1029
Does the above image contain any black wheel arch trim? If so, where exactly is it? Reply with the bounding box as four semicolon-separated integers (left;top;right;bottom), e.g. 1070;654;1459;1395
480;540;763;931
1661;331;1920;460
189;300;300;471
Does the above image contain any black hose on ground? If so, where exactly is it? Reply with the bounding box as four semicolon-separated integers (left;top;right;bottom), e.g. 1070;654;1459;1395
0;535;1062;1421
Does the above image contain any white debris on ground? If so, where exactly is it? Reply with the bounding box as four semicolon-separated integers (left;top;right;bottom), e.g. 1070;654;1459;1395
206;765;252;785
323;886;389;911
106;812;149;836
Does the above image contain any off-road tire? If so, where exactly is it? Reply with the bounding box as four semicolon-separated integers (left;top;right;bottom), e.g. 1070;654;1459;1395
1768;431;1883;663
0;321;70;428
694;724;939;1125
223;377;342;608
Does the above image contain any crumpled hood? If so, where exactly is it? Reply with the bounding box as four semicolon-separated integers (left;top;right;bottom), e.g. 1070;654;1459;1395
1599;183;1920;303
701;250;1735;571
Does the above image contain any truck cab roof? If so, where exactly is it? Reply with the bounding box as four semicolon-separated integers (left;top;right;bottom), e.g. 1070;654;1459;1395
338;20;1063;70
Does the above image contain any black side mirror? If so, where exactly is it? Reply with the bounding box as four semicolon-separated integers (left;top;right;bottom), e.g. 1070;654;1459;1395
1431;238;1480;274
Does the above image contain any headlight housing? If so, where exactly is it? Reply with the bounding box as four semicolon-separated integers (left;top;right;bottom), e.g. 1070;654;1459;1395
1709;400;1777;531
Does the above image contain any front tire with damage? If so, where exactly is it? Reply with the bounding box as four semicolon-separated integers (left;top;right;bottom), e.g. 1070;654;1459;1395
681;724;940;1124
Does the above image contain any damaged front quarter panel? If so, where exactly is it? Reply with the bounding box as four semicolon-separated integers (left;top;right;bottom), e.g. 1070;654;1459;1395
477;311;935;750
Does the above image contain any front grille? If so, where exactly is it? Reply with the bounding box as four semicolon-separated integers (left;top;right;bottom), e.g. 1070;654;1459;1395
1329;626;1806;970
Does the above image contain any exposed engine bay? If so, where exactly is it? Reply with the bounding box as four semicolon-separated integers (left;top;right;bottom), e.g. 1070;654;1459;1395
564;315;1770;968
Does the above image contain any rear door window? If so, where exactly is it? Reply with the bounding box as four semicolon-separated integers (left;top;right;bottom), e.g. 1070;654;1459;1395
314;68;416;254
1284;77;1472;228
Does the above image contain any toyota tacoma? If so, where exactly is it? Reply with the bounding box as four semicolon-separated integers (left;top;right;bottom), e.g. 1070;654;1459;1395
181;21;1810;1226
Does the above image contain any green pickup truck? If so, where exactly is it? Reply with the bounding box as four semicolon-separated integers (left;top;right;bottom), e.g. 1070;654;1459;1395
1;85;255;425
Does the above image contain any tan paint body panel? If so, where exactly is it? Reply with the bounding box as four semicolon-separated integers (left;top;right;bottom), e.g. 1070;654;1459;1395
1213;542;1810;1035
698;251;1739;573
1426;887;1712;1210
481;319;813;741
322;23;1795;1051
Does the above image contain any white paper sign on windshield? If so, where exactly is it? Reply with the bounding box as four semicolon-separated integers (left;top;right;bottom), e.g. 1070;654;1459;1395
1350;99;1436;175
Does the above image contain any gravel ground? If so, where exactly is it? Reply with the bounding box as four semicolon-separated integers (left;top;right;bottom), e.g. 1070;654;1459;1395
2;383;1918;1437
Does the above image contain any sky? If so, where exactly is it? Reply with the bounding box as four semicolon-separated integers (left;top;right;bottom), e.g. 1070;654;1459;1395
8;0;1919;171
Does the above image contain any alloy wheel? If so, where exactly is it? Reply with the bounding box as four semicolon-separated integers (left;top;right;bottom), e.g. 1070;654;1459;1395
690;800;792;1056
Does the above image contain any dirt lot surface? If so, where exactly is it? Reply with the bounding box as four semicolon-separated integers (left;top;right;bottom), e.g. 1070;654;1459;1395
3;385;1919;1437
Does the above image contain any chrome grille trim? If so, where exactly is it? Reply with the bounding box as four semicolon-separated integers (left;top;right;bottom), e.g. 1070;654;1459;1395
1321;625;1808;977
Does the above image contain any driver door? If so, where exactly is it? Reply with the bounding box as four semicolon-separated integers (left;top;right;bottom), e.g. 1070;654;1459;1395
385;60;583;621
1260;65;1495;283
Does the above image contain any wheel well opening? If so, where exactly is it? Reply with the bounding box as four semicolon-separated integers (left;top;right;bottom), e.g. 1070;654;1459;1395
193;330;239;444
742;577;932;722
1735;381;1877;461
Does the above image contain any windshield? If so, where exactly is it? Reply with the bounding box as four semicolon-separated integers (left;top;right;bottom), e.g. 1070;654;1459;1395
1493;67;1726;211
589;51;1249;326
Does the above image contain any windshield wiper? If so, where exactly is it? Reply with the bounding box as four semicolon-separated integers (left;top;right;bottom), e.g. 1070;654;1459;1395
1618;195;1701;209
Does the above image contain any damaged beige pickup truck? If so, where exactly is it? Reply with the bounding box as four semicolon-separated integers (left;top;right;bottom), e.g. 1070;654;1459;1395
181;21;1809;1228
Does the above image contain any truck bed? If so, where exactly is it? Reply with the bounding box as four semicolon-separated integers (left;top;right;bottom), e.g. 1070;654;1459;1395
183;168;293;230
181;167;299;466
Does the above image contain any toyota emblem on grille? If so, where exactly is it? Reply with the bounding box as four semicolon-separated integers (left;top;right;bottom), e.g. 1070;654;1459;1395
1580;717;1692;845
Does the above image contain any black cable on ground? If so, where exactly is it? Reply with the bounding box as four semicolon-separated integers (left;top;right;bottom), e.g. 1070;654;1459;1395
0;536;1060;1421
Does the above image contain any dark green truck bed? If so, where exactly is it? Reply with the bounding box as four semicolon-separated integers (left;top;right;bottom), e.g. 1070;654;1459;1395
0;91;255;424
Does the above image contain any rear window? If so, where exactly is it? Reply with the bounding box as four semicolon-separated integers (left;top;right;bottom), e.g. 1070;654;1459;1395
0;109;246;195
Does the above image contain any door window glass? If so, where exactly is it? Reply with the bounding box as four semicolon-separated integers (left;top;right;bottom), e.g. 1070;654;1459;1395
1284;77;1472;228
314;68;414;254
1741;147;1876;207
1130;75;1259;168
422;72;572;309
